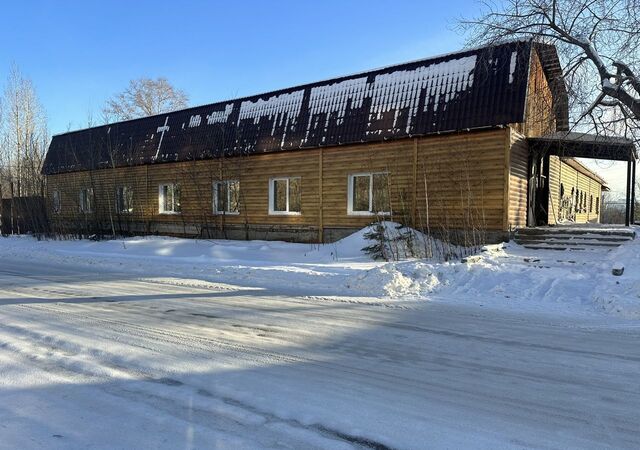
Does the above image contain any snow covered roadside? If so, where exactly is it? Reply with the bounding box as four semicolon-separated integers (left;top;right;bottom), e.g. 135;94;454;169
1;227;442;301
2;225;639;319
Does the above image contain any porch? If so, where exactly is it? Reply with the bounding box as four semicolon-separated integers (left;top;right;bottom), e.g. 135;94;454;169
527;132;637;226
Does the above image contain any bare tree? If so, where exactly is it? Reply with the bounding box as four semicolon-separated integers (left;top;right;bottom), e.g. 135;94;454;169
461;0;640;141
0;64;49;197
102;77;189;122
0;65;49;234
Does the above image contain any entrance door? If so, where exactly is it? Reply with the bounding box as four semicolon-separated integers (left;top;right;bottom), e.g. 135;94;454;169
528;152;549;226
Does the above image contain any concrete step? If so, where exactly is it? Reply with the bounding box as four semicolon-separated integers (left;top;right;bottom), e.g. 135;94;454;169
521;244;591;251
515;228;635;238
514;227;635;250
517;240;620;247
515;234;630;242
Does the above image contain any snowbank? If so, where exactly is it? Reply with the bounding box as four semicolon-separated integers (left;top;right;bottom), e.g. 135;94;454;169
2;225;639;319
0;226;441;301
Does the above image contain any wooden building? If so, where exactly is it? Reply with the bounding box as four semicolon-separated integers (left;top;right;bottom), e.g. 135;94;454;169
42;40;635;243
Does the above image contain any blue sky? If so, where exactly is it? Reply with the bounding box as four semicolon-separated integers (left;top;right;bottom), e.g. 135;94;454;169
0;0;626;194
0;0;470;134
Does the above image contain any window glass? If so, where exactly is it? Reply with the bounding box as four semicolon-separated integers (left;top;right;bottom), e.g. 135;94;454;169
215;182;228;212
160;184;180;213
273;179;288;212
117;186;133;213
349;173;390;214
228;181;240;213
372;173;390;213
173;184;181;212
52;190;61;213
289;178;301;212
80;188;93;213
160;185;169;212
352;175;370;212
214;181;240;213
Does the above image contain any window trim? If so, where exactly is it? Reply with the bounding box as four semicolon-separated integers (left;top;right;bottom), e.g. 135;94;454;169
116;186;134;214
347;172;392;216
79;188;94;214
158;183;181;215
268;176;302;216
213;180;241;215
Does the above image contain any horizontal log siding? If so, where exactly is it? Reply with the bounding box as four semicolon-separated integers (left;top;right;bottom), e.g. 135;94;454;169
415;129;508;231
508;129;529;229
46;128;511;241
548;156;602;224
509;48;556;138
321;140;415;229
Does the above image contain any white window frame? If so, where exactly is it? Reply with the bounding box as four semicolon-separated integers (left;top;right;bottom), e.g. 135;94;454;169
347;172;391;216
213;180;240;215
268;177;301;216
52;190;61;214
116;186;134;214
79;188;94;213
158;183;181;214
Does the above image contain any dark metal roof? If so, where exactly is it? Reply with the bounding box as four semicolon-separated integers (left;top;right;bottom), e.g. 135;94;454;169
528;131;637;161
43;40;558;175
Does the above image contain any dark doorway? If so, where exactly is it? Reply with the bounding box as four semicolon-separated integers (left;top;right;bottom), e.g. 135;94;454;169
528;151;549;226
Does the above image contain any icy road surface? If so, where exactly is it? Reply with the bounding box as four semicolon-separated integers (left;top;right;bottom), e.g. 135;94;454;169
0;256;639;449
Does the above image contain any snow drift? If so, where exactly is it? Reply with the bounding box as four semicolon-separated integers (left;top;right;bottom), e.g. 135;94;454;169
2;224;639;318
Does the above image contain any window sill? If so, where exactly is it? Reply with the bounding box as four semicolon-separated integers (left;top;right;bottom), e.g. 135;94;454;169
347;211;391;217
213;211;241;216
269;211;302;216
159;211;182;215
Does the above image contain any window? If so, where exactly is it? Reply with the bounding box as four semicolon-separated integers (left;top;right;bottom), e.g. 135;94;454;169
213;180;240;214
595;197;600;214
348;172;391;215
79;188;94;213
589;194;593;213
116;186;134;214
159;183;181;214
52;190;61;214
269;177;301;215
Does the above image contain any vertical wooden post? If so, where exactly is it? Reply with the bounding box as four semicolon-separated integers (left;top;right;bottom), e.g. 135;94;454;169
318;148;324;243
145;164;150;234
502;128;511;231
411;138;418;228
625;159;632;226
631;159;636;225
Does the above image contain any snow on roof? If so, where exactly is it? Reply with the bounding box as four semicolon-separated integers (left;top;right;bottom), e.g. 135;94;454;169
44;40;541;175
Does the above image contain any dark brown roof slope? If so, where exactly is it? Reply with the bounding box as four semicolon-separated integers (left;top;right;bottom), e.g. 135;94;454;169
43;40;563;175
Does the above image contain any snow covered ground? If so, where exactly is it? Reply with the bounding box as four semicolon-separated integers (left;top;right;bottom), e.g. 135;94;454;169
3;225;640;318
1;228;640;449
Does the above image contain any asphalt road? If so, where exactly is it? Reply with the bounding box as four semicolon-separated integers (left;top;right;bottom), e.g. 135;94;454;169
0;257;639;449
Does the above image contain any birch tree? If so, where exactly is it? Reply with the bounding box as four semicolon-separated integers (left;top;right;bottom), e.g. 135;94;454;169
0;65;48;198
102;77;189;121
461;0;640;141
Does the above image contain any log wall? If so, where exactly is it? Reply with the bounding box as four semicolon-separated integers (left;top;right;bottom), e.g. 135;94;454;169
548;156;602;224
46;128;512;242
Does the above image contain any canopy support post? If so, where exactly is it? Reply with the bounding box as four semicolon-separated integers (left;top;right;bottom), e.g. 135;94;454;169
625;160;632;226
632;159;636;225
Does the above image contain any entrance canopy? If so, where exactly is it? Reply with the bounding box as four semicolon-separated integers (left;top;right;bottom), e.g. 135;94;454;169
528;131;637;226
528;131;636;161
